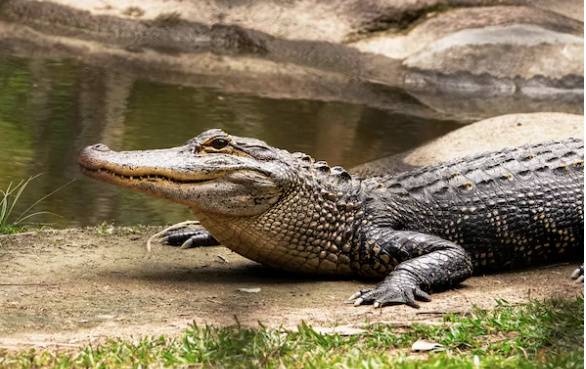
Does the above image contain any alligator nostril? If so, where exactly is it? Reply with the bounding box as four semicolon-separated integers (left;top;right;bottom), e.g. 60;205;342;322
93;143;110;151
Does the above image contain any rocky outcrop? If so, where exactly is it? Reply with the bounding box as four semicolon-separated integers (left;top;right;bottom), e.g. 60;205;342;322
351;112;585;177
351;6;583;97
403;24;583;93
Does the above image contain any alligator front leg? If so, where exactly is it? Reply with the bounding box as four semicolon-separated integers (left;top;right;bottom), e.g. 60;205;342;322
351;231;473;308
146;221;221;250
571;264;584;283
163;228;221;248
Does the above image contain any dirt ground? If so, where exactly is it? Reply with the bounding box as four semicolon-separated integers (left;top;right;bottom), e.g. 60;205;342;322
0;226;582;351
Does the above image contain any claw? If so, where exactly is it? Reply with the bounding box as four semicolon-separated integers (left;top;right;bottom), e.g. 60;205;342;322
414;288;432;302
180;238;195;249
146;220;202;252
570;265;584;283
374;301;381;308
406;300;421;309
353;297;364;306
349;292;362;300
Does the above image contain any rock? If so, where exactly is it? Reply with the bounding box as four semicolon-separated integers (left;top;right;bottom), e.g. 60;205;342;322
9;0;580;45
343;0;528;36
350;112;584;177
532;0;583;22
404;24;583;94
351;6;583;60
350;5;583;97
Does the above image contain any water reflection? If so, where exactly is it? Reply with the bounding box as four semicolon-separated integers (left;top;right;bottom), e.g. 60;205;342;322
0;55;463;228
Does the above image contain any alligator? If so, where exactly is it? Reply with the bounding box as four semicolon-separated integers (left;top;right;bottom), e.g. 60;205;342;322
78;130;585;308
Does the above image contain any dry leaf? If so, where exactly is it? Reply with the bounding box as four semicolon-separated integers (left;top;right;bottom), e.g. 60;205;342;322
411;339;442;351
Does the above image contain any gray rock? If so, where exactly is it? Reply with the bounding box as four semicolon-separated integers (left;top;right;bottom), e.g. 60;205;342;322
340;0;582;36
404;23;583;94
350;112;584;177
351;6;583;60
351;5;583;97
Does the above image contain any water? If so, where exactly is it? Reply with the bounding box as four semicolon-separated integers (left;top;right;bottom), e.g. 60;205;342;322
0;55;508;228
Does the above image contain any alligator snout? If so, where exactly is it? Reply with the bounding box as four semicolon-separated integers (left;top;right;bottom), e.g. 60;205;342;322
78;143;111;169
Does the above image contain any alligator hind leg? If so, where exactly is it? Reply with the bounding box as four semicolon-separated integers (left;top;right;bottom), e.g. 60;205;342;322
350;230;473;308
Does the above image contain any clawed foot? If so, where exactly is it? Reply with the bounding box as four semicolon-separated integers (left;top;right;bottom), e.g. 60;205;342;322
571;264;584;283
146;221;220;251
162;228;220;248
348;280;431;309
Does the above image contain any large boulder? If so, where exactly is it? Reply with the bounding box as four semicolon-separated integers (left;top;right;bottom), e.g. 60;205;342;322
403;23;583;94
351;6;583;96
351;112;584;177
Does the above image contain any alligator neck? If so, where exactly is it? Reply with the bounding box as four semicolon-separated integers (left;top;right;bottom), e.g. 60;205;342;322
192;174;366;275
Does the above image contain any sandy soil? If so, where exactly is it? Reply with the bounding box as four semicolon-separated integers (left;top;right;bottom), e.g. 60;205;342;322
0;226;582;351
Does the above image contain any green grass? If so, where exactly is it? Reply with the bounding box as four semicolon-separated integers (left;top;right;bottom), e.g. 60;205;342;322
0;175;72;234
0;296;583;368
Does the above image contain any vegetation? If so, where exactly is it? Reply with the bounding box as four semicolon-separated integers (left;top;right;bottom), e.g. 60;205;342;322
0;296;583;368
0;174;71;234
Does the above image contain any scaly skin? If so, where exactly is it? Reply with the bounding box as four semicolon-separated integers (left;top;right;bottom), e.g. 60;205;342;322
78;130;584;308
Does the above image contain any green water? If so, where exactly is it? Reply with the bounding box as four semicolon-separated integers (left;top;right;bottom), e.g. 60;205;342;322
0;55;465;228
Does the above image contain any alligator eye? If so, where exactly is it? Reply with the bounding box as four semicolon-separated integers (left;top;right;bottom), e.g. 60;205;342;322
210;138;229;150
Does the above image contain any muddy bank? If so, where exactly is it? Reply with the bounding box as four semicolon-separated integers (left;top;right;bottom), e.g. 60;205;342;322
0;227;582;350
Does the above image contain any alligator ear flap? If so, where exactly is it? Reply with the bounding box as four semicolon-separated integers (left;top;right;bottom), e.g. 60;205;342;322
237;145;279;161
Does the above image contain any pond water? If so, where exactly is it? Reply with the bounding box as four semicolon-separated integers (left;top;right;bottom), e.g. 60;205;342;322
0;55;471;228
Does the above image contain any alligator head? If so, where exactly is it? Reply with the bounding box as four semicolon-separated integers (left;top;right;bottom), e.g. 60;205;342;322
78;129;287;216
78;129;364;274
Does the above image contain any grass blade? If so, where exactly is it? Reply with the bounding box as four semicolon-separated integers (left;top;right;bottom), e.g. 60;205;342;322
13;177;75;225
12;211;63;226
7;177;34;224
0;175;72;234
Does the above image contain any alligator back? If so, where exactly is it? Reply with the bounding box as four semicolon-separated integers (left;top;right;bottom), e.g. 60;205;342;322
369;138;584;272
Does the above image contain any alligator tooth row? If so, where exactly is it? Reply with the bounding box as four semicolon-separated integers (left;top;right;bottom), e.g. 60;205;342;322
92;168;200;184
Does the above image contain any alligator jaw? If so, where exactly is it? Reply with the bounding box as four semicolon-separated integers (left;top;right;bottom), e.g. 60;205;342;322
78;165;215;194
77;142;281;215
78;143;222;201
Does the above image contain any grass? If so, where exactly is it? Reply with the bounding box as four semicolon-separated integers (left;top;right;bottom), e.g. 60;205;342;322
0;296;583;368
0;174;72;234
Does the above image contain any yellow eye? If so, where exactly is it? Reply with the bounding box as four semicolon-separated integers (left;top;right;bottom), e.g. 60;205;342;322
210;138;229;150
